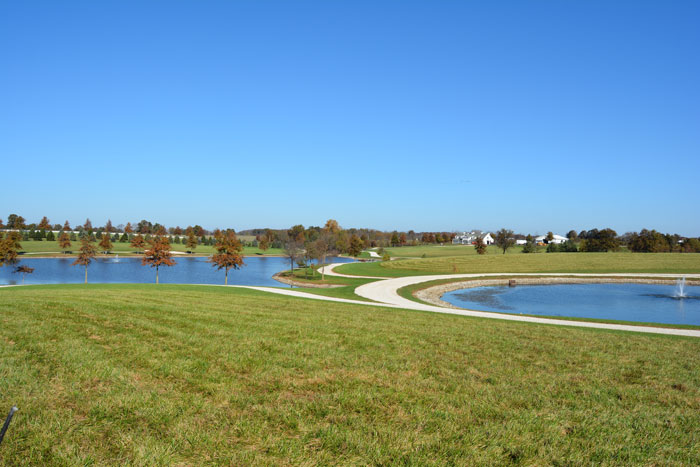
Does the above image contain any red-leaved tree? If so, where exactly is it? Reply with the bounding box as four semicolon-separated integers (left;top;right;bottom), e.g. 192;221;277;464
72;236;97;283
209;230;244;285
142;235;175;284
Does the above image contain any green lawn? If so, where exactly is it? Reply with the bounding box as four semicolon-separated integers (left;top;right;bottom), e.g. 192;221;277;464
1;285;699;465
384;244;518;258
336;252;700;277
16;240;283;256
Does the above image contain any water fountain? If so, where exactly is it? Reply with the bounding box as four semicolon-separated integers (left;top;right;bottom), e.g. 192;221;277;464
112;254;120;263
674;276;687;299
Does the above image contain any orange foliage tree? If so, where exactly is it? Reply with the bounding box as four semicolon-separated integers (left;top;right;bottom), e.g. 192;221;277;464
58;231;72;253
130;234;145;253
142;235;175;284
0;233;21;268
99;232;113;254
209;230;244;285
72;236;97;283
185;231;198;253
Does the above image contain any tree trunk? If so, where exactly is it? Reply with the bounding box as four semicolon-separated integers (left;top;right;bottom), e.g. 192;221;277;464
156;266;159;284
225;268;228;286
84;265;88;284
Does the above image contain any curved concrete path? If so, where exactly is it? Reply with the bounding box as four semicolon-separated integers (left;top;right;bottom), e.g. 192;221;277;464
271;265;700;338
317;262;384;279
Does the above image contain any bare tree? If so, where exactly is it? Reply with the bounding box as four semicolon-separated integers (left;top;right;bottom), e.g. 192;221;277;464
283;232;304;274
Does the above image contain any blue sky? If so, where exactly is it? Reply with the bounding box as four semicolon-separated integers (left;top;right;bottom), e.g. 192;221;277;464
1;1;698;235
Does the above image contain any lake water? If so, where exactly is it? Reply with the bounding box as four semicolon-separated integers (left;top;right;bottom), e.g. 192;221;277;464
0;256;355;287
442;283;700;326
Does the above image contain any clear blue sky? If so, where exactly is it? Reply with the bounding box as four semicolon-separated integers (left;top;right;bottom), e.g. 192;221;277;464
2;1;698;235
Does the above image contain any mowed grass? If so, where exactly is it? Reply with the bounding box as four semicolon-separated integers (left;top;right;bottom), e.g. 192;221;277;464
16;240;283;256
1;285;699;465
384;244;510;258
336;252;700;277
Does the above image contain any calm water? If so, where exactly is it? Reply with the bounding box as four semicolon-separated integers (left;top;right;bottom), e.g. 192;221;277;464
442;283;700;326
0;256;354;287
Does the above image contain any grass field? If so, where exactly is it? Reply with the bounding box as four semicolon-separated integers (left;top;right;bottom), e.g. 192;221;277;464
16;240;283;256
383;244;516;258
336;252;700;277
1;284;699;465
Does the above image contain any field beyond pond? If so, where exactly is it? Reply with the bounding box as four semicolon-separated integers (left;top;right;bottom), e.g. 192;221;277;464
338;252;700;277
1;285;699;465
15;239;282;257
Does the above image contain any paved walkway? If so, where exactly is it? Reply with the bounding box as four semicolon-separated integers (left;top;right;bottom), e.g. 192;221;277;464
263;265;700;338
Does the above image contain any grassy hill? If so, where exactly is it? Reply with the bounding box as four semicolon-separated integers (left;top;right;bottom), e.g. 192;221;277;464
1;284;698;465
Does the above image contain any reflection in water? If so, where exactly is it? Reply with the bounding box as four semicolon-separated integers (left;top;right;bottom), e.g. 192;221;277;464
452;287;514;311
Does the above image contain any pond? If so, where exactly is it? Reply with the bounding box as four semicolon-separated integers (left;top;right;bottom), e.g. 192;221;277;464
441;283;700;326
0;256;355;287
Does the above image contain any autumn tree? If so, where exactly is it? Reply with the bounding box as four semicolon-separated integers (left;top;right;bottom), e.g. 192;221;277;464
72;236;97;284
105;219;114;232
324;219;341;234
130;234;146;253
13;265;34;285
185;231;198;253
0;233;21;267
495;228;515;254
142;235;175;284
58;231;72;253
209;230;245;285
83;218;93;232
99;232;113;254
474;236;487;255
124;222;133;234
62;220;71;231
257;229;274;252
38;216;51;231
6;214;26;230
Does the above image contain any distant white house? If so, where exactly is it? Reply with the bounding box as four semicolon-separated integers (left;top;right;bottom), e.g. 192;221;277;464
535;234;568;244
452;230;494;245
515;239;527;245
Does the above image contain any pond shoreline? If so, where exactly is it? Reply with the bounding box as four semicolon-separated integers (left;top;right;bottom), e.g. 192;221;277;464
416;277;700;309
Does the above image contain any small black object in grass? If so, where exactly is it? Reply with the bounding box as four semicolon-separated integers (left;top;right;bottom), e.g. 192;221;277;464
0;406;18;446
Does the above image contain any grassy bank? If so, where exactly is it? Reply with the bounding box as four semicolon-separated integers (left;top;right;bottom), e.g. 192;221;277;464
335;252;700;277
275;268;378;301
1;284;699;465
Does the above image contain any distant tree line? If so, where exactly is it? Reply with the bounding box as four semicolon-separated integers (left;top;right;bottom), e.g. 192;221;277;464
3;214;699;257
